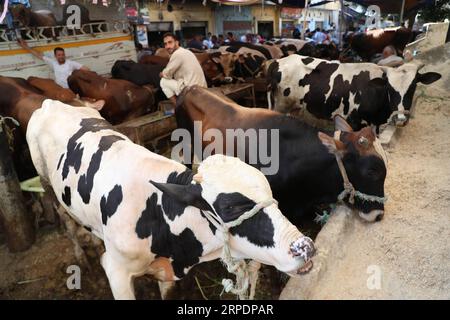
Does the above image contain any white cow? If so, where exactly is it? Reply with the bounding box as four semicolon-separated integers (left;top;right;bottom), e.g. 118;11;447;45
26;100;315;299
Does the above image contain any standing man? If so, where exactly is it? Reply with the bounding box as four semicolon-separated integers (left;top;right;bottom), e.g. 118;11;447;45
18;39;89;88
159;33;207;105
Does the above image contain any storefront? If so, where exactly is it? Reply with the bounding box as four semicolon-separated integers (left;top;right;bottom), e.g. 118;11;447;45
214;5;253;39
280;7;302;37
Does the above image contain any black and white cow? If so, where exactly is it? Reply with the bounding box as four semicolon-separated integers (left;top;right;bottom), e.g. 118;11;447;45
26;100;315;299
267;55;441;130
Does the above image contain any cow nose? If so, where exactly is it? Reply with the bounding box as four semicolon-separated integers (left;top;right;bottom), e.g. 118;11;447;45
290;236;315;262
375;212;384;222
394;114;408;127
224;77;233;83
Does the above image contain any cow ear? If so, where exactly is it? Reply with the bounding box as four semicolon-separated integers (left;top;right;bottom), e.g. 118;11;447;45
150;181;212;211
334;115;353;132
368;77;387;87
84;99;105;111
318;132;345;155
417;72;441;85
211;56;221;64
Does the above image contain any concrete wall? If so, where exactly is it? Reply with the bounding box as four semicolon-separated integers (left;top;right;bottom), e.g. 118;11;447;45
406;22;450;55
214;5;252;38
252;5;280;36
145;2;214;34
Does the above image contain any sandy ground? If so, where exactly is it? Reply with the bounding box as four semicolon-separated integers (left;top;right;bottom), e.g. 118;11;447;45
282;46;450;299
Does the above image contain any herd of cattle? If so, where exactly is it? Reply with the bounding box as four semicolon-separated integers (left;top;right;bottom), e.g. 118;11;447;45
0;27;443;300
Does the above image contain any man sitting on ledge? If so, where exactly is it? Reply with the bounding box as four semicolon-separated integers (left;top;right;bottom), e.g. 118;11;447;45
159;32;207;105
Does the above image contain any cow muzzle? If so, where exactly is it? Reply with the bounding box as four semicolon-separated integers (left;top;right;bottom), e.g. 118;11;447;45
359;209;384;222
393;113;409;127
289;236;316;275
224;76;233;83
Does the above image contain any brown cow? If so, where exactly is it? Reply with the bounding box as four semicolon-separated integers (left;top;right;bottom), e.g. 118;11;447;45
348;27;413;61
213;46;267;80
10;4;58;39
140;51;228;86
175;85;388;223
68;70;154;125
27;76;76;102
0;76;46;133
27;76;105;110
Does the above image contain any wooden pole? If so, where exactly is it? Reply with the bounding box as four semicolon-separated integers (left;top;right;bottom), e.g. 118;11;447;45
0;122;35;252
339;0;345;48
400;0;406;25
302;0;309;40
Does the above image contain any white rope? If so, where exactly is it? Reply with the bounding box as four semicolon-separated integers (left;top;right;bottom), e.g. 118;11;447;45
0;115;20;133
201;198;277;300
0;0;8;25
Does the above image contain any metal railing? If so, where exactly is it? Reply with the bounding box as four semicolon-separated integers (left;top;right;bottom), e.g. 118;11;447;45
0;20;132;43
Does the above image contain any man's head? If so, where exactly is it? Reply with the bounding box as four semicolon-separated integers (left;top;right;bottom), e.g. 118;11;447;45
227;32;234;40
163;33;180;55
54;47;66;64
382;45;396;59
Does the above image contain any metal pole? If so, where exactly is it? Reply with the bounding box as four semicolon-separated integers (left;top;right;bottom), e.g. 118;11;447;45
0;123;35;252
400;0;406;25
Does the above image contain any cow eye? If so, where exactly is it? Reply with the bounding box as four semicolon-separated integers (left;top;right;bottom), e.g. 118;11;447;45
358;137;369;147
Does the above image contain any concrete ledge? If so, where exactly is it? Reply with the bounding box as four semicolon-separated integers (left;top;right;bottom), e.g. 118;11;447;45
280;205;354;300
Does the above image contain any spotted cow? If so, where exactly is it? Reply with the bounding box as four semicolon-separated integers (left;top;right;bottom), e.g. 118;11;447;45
213;46;267;79
267;55;441;130
26;100;315;299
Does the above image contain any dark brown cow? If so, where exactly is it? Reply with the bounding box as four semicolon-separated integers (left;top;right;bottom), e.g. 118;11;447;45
27;76;105;110
138;55;169;66
68;70;154;125
0;76;46;133
348;27;413;61
175;85;388;224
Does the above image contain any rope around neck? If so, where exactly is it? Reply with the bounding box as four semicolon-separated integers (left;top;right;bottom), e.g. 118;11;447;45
334;153;387;205
201;198;277;300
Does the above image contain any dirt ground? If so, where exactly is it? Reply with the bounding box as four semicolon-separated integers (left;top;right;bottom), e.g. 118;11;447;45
0;219;307;300
282;47;450;299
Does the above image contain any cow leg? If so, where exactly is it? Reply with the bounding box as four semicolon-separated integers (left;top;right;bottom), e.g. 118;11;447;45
248;260;261;300
55;204;90;268
158;281;176;300
101;251;136;300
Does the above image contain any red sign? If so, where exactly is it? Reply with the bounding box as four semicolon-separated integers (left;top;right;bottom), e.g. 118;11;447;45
126;8;138;17
281;7;302;19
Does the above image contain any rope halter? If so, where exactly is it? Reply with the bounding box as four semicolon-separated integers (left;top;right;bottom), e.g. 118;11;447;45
0;115;20;133
201;198;277;300
333;131;387;206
